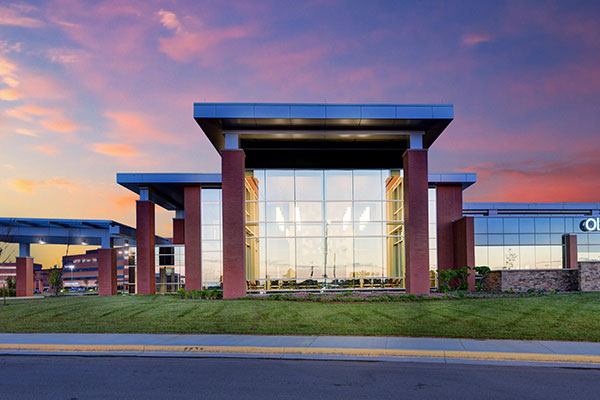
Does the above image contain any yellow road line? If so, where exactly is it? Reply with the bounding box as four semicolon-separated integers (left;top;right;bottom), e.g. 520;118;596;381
0;344;598;365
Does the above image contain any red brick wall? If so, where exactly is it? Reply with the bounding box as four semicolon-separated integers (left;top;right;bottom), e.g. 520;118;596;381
403;150;430;294
436;185;463;272
97;248;117;296
16;257;34;297
172;218;185;245
221;150;247;299
453;216;475;290
184;185;202;291
136;200;156;294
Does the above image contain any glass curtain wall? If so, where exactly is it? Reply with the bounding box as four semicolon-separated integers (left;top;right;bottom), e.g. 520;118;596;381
474;216;600;269
201;189;223;288
245;169;405;290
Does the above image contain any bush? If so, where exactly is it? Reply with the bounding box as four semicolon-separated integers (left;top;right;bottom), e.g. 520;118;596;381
179;288;223;300
438;266;471;293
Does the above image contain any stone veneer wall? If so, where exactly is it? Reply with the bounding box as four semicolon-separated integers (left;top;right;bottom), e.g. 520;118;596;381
501;269;579;292
481;271;501;291
578;262;600;292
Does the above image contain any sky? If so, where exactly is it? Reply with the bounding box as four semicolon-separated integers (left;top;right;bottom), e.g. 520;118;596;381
1;0;600;267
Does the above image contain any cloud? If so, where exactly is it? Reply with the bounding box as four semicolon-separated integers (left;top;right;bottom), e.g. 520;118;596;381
157;9;181;33
90;142;140;158
105;111;179;145
46;48;86;64
15;128;37;137
41;116;79;133
33;144;60;154
463;148;600;202
2;76;19;87
462;33;492;46
0;4;44;28
8;178;76;194
0;88;20;100
0;40;21;55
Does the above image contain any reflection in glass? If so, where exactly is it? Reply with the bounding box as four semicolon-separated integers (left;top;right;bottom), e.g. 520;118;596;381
244;169;405;287
266;170;294;201
324;170;352;200
295;170;323;201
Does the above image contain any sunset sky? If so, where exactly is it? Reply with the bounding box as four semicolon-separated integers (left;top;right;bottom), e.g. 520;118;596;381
1;0;599;266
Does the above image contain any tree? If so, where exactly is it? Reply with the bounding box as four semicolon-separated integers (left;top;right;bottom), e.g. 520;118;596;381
0;219;16;264
49;269;63;296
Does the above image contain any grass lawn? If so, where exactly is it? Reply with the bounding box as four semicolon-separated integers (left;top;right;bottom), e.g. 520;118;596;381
1;293;599;341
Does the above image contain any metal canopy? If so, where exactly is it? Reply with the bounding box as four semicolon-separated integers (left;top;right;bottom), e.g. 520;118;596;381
117;173;222;211
0;217;171;247
428;173;476;190
194;103;454;169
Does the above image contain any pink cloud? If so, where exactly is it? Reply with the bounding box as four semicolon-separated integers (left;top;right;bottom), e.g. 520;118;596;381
90;142;140;158
33;144;60;154
41;116;79;133
105;111;181;145
8;178;77;194
158;27;250;63
0;4;44;28
0;88;20;100
462;33;492;46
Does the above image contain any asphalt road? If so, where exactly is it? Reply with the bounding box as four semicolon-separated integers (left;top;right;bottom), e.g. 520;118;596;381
1;356;599;399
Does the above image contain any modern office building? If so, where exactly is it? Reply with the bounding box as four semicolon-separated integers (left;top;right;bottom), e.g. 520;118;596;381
465;203;600;270
4;103;599;298
118;103;477;299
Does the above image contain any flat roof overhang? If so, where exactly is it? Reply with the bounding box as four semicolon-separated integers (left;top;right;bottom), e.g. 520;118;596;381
116;172;476;210
194;103;453;169
0;218;171;246
116;173;221;211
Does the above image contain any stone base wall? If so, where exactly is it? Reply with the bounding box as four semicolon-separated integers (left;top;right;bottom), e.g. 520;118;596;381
579;262;600;292
481;271;502;291
500;269;579;292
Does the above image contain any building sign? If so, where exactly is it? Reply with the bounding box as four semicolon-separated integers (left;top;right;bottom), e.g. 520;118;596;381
580;217;600;232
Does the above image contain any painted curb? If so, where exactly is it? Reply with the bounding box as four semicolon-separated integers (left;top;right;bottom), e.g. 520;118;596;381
1;343;600;366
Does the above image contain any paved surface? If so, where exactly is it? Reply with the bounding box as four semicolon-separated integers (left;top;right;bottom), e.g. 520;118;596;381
1;355;599;399
1;333;600;367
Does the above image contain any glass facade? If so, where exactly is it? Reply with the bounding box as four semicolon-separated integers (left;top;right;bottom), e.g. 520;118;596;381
473;216;600;269
244;169;405;290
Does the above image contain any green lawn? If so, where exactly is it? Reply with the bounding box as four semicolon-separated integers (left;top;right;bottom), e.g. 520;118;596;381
1;293;599;341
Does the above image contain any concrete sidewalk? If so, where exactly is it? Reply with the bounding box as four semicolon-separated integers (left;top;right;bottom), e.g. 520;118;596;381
1;333;600;368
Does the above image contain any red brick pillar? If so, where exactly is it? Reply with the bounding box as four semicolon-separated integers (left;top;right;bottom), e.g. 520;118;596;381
453;216;475;291
97;248;117;296
436;185;463;272
172;218;185;245
563;234;578;269
16;257;34;297
222;149;246;299
403;149;430;294
185;185;202;291
136;200;155;294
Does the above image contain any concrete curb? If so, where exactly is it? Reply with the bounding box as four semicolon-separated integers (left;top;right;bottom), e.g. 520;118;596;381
2;343;600;368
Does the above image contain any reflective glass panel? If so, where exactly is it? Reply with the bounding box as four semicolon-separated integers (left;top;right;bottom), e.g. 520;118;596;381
474;218;487;234
266;170;294;201
326;237;353;278
353;170;382;200
325;202;352;223
295;170;323;201
550;218;564;233
354;237;383;277
520;218;535;233
535;218;550;233
295;202;323;223
324;170;352;200
503;218;519;233
488;218;503;234
296;238;324;279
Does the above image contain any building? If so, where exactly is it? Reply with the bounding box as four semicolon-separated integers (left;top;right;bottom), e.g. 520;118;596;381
464;203;600;270
62;249;132;291
4;103;598;298
118;103;476;299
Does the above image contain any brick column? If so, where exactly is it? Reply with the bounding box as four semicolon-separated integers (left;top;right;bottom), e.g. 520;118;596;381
403;149;430;294
222;149;246;299
184;185;202;291
563;234;578;269
136;200;155;294
97;248;117;296
453;216;476;291
16;257;34;297
436;185;463;273
172;218;185;245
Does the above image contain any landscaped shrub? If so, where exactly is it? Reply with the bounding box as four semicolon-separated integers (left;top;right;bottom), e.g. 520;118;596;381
438;266;471;293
